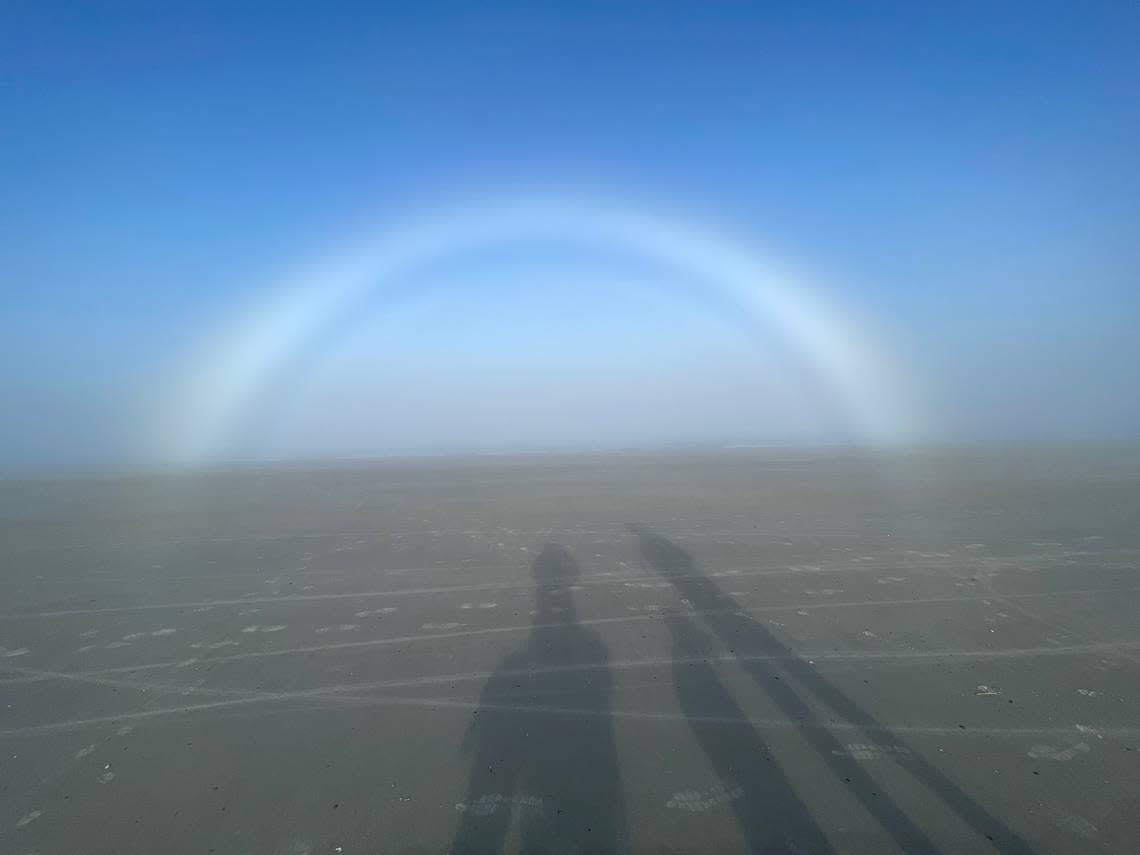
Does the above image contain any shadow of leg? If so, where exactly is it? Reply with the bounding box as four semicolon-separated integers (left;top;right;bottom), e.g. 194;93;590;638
667;613;835;854
451;672;522;855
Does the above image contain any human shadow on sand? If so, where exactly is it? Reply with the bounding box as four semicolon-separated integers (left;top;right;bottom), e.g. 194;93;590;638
632;524;1035;855
451;543;627;855
666;611;836;853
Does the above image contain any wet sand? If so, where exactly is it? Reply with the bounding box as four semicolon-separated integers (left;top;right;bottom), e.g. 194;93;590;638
2;447;1139;854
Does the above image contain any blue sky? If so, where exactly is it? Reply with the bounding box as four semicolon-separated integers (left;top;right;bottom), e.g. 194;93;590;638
3;1;1139;465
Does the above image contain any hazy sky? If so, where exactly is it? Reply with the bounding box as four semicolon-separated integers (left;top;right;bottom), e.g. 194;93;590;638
3;1;1138;466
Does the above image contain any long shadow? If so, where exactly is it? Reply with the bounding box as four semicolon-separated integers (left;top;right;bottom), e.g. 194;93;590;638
451;543;626;855
631;525;1035;855
666;613;836;854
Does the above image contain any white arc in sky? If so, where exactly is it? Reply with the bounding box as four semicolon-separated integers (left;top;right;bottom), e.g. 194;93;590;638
160;196;920;463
